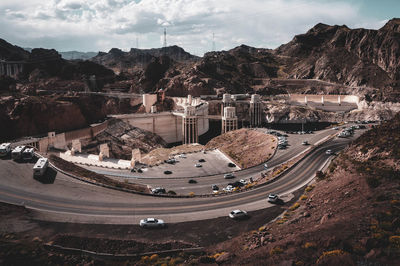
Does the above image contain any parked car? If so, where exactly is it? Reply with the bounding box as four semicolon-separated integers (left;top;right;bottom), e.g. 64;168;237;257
268;193;279;203
139;218;165;228
195;163;202;167
151;187;166;194
224;173;235;179
229;209;248;219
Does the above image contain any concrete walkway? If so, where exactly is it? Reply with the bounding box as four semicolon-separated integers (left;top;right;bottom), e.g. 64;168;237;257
60;151;131;170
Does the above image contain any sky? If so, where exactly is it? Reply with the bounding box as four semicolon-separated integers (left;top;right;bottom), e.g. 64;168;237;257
0;0;398;56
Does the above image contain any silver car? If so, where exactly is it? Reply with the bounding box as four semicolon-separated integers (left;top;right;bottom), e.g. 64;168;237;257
229;209;248;219
139;218;165;228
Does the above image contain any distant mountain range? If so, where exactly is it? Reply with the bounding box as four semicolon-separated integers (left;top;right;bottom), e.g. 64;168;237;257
24;48;97;60
2;18;400;101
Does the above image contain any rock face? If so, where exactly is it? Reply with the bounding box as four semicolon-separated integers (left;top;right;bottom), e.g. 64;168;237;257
0;94;141;141
276;19;400;101
91;45;199;73
81;119;167;159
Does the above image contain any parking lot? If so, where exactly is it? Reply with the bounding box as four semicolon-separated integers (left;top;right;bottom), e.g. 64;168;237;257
140;149;240;178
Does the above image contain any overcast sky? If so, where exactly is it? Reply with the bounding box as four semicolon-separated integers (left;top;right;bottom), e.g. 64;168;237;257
0;0;398;56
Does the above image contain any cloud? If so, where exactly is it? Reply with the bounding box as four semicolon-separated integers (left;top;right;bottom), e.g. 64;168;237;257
0;0;392;56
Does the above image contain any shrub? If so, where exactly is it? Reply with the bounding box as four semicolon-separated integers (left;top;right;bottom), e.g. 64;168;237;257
300;195;308;200
316;170;325;180
303;242;316;249
316;250;346;263
389;236;400;248
150;254;159;261
289;202;300;211
270;246;284;255
305;185;315;192
366;176;381;188
258;226;266;232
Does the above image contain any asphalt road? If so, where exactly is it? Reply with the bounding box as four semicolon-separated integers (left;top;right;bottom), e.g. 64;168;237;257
89;127;338;195
0;128;363;224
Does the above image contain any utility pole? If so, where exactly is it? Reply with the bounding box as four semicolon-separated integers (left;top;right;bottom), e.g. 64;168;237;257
163;28;167;48
212;32;216;51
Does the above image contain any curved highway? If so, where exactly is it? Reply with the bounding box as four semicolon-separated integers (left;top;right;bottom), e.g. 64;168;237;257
0;130;359;224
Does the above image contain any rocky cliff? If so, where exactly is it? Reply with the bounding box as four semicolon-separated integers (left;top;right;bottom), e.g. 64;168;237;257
0;94;142;141
276;19;400;101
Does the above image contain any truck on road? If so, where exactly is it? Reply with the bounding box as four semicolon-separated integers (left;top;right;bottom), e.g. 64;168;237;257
22;147;35;161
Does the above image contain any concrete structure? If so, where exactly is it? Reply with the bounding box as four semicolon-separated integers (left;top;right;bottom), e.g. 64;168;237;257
249;94;262;127
114;96;209;144
288;94;360;112
71;139;82;154
99;143;110;161
221;93;234;114
142;94;158;113
182;106;198;144
131;148;142;167
0;60;25;78
222;106;238;134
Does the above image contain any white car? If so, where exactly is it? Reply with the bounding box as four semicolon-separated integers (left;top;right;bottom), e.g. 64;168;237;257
325;149;333;155
223;185;234;192
139;218;165;228
268;193;279;203
302;140;309;145
178;154;186;158
264;163;268;170
239;179;248;185
195;163;202;167
229;209;248;219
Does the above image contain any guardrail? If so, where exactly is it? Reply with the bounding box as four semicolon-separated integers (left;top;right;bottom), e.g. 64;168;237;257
44;243;203;259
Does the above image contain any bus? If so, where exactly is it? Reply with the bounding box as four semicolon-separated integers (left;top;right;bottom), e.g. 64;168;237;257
22;147;35;161
33;158;49;177
11;146;26;160
0;143;11;157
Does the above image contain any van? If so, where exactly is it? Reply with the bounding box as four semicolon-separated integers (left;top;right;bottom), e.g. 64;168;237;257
264;163;268;170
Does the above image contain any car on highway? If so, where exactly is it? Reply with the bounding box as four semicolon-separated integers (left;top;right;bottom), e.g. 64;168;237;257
302;140;309;145
239;179;248;185
223;185;234;192
139;218;165;228
151;187;166;194
194;163;202;167
264;163;268;170
188;179;197;184
229;209;248;219
228;181;245;188
165;158;176;164
178;154;186;158
224;173;235;179
268;193;279;203
212;184;219;191
325;149;333;155
198;158;206;162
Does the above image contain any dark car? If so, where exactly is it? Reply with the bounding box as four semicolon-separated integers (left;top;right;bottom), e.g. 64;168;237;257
198;158;206;163
228;162;236;167
164;170;172;174
228;181;244;188
212;184;219;191
151;187;166;194
188;179;197;184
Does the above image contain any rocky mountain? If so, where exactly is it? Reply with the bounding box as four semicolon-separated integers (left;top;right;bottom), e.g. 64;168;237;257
146;19;400;101
275;18;400;101
80;119;167;160
90;45;199;74
0;94;142;140
59;51;97;60
0;39;30;61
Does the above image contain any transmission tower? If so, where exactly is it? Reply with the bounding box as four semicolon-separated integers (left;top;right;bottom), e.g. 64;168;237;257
212;32;216;51
163;28;167;48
